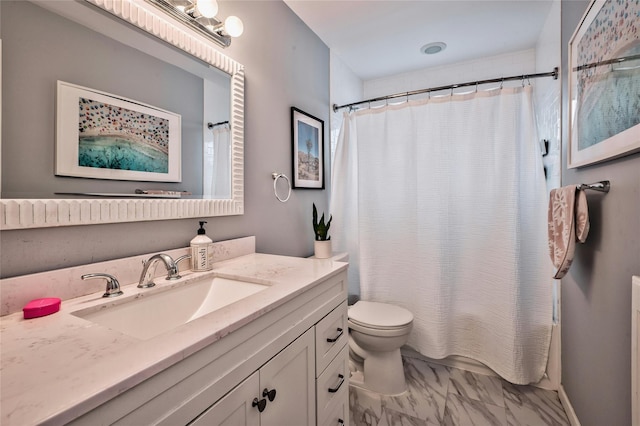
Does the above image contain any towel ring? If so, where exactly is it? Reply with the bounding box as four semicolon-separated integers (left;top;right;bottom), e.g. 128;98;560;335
272;173;291;203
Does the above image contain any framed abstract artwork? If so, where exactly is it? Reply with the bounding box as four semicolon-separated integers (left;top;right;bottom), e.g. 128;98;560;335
567;0;640;168
291;107;325;189
56;81;182;182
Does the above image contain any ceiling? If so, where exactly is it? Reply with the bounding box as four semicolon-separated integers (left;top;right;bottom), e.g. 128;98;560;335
284;0;555;81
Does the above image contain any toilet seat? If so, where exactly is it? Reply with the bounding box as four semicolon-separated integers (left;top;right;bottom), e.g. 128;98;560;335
348;319;411;337
348;318;409;331
348;301;413;329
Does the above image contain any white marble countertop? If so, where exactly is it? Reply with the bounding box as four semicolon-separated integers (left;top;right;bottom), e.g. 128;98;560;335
0;253;347;425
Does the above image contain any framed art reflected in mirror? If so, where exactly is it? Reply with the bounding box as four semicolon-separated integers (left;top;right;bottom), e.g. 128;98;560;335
56;81;182;183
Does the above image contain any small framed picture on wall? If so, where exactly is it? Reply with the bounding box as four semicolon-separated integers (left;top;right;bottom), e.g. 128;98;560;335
567;0;640;168
291;107;324;189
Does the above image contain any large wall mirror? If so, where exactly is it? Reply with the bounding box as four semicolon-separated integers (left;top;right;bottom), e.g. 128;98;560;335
0;0;244;230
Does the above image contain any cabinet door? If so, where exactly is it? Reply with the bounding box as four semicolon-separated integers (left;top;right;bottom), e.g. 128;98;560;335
190;372;260;426
260;328;315;426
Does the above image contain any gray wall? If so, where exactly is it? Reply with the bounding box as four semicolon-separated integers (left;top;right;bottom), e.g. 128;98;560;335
561;2;640;425
0;1;330;278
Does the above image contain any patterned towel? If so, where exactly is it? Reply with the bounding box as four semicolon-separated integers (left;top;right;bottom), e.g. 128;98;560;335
548;185;590;279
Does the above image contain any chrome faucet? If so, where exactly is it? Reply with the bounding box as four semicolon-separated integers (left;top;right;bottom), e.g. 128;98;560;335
138;253;181;288
175;254;192;274
81;273;123;298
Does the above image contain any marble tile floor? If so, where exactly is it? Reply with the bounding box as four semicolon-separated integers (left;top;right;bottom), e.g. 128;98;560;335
349;351;570;426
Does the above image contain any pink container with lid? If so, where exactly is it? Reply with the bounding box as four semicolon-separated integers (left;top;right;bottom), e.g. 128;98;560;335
23;298;61;319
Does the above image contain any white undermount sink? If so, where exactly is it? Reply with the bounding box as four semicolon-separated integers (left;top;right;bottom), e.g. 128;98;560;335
72;276;269;340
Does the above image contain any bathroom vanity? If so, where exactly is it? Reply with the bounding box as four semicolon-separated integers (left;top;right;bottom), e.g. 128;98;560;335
0;241;349;425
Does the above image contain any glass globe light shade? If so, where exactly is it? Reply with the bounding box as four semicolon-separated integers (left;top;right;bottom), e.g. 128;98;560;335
224;16;244;37
196;0;218;18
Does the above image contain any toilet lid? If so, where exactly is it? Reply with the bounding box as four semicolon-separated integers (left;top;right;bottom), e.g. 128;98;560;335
348;301;413;329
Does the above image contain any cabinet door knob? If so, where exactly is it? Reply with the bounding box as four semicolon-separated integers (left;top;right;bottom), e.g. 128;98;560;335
328;374;345;393
262;388;277;402
252;397;266;412
338;420;344;425
326;327;344;343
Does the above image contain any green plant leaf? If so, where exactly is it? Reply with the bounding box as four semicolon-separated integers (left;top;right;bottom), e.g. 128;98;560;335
312;203;332;241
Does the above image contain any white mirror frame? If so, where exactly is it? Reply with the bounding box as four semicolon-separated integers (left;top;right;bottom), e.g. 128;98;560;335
0;0;244;230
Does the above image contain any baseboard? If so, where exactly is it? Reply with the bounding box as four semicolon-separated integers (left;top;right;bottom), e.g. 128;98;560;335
559;385;581;426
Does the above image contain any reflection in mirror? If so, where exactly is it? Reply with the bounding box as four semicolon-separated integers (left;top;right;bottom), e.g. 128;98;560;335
204;120;231;199
2;0;229;199
0;0;244;229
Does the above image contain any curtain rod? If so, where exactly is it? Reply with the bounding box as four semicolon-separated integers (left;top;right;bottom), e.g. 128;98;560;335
332;67;558;112
207;120;229;129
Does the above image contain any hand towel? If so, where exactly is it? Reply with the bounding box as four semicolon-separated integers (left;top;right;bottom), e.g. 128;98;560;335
548;185;590;279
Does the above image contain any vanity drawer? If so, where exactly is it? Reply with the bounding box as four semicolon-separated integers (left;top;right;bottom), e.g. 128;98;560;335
316;345;349;421
315;301;348;374
319;393;349;426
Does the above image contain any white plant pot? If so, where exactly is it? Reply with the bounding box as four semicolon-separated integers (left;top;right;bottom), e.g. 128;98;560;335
314;240;332;259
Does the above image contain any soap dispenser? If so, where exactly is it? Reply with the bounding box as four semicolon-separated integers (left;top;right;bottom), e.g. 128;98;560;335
191;221;213;272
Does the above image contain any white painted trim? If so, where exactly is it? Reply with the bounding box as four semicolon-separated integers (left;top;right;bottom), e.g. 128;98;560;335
536;286;562;391
0;39;2;202
0;0;244;230
536;325;560;390
559;385;581;426
632;276;640;426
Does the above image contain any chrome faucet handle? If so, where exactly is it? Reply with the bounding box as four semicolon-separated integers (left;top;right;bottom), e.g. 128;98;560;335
174;254;192;276
81;273;123;298
138;253;180;288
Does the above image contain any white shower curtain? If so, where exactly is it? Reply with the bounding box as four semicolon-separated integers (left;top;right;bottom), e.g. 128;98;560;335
330;86;553;384
203;124;231;199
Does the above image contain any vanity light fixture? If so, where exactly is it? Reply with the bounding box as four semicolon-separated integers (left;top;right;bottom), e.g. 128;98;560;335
146;0;243;48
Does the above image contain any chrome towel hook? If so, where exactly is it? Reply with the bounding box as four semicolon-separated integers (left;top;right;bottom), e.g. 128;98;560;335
272;172;291;202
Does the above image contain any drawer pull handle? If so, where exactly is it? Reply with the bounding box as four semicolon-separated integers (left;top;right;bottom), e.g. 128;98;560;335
252;397;266;412
326;327;344;343
328;374;345;393
262;388;277;402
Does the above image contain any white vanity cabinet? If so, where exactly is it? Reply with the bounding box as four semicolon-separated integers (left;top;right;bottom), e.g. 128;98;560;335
67;269;348;426
315;303;350;426
192;328;315;426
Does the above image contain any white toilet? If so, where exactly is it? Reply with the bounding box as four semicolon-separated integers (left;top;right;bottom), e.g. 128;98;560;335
348;300;414;395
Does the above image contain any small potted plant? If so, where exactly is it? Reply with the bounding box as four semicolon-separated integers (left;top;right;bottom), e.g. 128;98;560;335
313;203;333;258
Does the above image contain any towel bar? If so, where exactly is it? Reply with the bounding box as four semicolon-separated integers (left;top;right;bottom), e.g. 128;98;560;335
577;180;610;193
